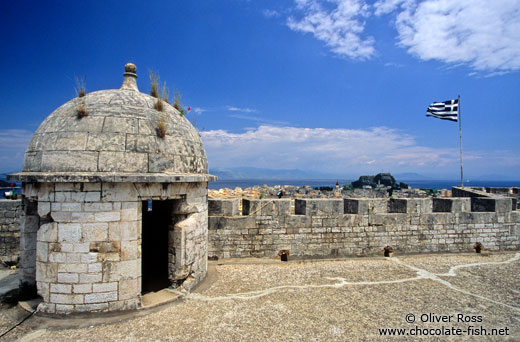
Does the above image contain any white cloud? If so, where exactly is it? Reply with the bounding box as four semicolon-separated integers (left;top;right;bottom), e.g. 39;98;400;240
386;0;520;73
191;107;207;114
263;9;281;18
0;129;33;173
201;125;520;177
227;113;290;126
373;0;412;16
201;125;459;174
287;0;375;60
286;0;520;73
227;106;258;113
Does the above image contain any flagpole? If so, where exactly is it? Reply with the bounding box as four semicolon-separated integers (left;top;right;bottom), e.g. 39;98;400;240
458;95;463;187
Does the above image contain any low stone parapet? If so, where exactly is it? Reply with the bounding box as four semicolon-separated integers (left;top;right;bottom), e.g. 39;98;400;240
432;198;471;213
344;199;386;214
242;199;291;216
208;198;239;216
0;199;21;263
295;199;343;216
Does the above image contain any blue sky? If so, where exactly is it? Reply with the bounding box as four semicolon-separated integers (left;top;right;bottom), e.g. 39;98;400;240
1;0;519;179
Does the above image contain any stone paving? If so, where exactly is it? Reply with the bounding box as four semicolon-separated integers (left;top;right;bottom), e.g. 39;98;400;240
1;251;519;341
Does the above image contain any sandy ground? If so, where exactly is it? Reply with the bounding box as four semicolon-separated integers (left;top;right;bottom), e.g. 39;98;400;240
1;251;519;341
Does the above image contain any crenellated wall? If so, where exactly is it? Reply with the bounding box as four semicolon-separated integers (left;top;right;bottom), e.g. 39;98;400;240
0;199;21;263
208;195;520;259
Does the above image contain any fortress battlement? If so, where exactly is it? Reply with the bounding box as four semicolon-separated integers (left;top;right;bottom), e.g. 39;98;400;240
208;187;520;259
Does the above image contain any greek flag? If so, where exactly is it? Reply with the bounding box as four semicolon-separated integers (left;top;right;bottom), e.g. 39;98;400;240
426;99;458;122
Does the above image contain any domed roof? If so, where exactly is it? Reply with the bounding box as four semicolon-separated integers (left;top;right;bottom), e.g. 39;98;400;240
12;64;214;183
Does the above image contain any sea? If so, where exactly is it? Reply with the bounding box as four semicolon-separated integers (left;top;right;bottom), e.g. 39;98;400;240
1;179;519;199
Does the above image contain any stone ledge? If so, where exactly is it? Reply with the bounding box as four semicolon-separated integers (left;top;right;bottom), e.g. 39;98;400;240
8;172;217;183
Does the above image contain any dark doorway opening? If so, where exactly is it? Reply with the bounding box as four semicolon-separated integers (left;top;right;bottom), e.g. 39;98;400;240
141;200;171;294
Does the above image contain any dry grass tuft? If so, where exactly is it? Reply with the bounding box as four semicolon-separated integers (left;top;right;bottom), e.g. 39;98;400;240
154;98;164;112
75;76;86;97
149;70;159;98
161;82;170;103
173;91;181;111
156;115;166;138
77;105;89;119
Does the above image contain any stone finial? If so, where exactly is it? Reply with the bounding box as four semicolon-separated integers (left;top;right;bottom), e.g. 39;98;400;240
121;63;139;91
125;63;137;73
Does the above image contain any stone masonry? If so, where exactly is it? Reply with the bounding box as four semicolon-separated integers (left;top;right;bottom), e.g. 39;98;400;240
20;181;208;314
208;189;519;259
0;199;21;263
8;64;215;314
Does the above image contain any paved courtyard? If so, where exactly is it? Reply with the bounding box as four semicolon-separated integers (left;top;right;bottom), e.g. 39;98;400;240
1;251;519;341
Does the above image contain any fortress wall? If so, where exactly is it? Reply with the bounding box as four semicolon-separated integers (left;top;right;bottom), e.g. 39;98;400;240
0;199;21;263
208;197;520;259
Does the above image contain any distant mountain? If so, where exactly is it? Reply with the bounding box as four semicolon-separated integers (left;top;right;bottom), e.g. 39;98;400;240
209;167;341;180
393;173;433;181
0;170;20;178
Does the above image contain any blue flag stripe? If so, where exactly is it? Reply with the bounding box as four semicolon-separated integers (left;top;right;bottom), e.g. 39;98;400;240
426;98;459;122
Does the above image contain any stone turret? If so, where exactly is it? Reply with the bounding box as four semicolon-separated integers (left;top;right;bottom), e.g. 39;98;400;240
9;64;216;314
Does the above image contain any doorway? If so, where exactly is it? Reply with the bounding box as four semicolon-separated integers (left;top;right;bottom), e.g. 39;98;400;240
141;200;171;294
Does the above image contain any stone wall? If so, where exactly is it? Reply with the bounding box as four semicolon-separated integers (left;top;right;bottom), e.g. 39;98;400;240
21;181;207;314
0;199;21;263
208;196;520;259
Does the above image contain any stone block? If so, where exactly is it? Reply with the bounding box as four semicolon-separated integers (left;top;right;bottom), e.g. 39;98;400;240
51;293;84;305
242;199;291;216
93;282;118;293
115;260;139;280
38;223;58;242
471;198;496;212
81;223;108;241
50;211;71;222
38;201;51;217
209;216;256;230
420;213;456;225
70;191;101;202
121;240;138;260
71;212;93;222
73;284;92;294
98;152;147;172
120;207;139;221
79;273;103;283
344;199;387;214
208;199;239;216
74;303;109;312
102;117;138;134
102;183;138;202
109;221;138;241
495;198;513;212
84;202;113;211
58;263;88;273
388;199;432;214
73;243;90;253
58;223;82;242
369;214;409;226
95;211;121;222
61;203;82;212
86;132;126;151
40;151;98;172
295;199;343;216
148;153;176;173
36;241;48;262
50;284;72;294
285;215;311;228
88;263;102;273
459;212;497;224
119;278;139;300
57;273;79;283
